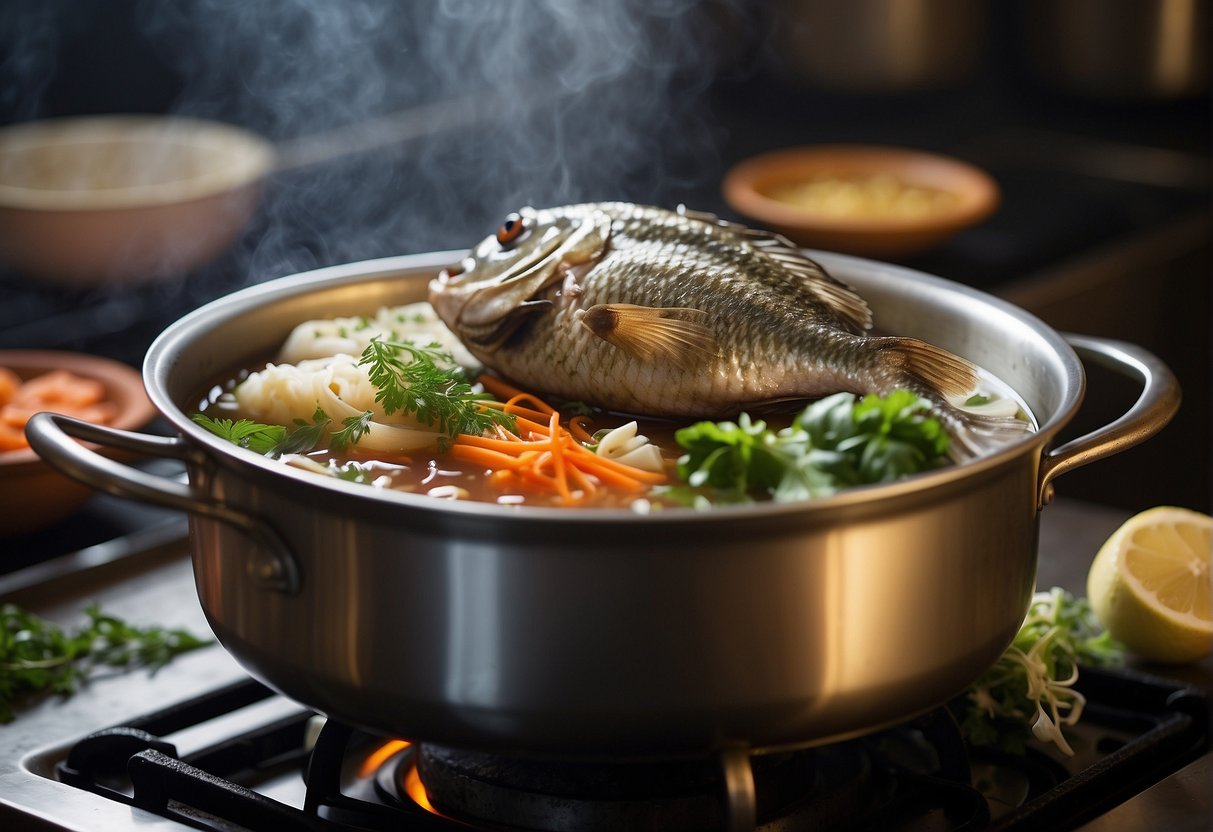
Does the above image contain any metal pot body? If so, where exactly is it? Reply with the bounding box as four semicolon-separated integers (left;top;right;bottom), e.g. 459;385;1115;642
191;451;1039;757
27;251;1179;758
1022;0;1209;100
770;0;989;92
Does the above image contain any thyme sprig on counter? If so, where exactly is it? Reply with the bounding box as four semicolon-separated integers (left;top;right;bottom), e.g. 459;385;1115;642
0;603;212;722
359;337;513;440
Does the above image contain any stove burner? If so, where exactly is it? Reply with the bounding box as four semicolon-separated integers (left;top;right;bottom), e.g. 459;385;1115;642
370;709;984;832
38;668;1208;832
406;744;826;831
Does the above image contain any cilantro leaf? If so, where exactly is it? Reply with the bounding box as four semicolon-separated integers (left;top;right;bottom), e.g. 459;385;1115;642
191;413;288;454
675;390;951;504
675;414;787;495
847;390;950;482
192;410;335;457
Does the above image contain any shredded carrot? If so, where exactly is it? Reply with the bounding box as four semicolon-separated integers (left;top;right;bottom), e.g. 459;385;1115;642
547;411;571;502
573;452;667;487
569;415;595;445
478;376;556;414
566;463;598;499
452;434;555;453
481;399;552;425
457;379;667;506
449;444;530;471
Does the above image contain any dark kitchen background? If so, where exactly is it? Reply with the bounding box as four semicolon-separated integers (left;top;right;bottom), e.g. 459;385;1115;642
1;0;1209;515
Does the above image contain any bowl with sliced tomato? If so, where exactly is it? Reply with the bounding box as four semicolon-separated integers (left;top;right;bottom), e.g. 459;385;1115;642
0;350;155;537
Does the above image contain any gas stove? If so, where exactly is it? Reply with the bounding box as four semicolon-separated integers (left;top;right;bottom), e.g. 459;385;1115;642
1;501;1208;831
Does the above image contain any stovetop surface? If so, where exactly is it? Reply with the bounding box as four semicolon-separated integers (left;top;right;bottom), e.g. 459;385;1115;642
1;500;1208;831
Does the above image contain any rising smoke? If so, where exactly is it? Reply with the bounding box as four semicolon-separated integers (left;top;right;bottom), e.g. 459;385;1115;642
1;0;750;284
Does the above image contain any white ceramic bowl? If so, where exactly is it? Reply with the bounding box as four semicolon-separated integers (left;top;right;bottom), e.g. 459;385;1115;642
0;115;274;286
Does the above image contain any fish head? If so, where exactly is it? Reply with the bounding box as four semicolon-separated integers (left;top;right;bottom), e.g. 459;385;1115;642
429;205;610;350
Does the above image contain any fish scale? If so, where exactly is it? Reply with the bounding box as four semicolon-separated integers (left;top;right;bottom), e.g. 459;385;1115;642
428;202;1029;458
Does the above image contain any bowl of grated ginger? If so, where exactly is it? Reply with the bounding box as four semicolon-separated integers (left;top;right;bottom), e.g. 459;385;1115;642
723;144;1000;258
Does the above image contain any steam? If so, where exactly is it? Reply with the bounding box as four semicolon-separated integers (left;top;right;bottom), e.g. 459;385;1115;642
120;0;743;282
0;1;66;122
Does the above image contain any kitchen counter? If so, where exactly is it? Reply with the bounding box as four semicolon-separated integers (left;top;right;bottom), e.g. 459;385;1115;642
1036;498;1212;692
1035;498;1211;832
0;496;1207;831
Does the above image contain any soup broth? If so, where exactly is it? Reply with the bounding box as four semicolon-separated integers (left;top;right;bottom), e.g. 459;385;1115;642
196;355;1031;513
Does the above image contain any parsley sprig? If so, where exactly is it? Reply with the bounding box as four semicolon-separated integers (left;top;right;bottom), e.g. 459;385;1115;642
359;337;513;439
0;603;212;722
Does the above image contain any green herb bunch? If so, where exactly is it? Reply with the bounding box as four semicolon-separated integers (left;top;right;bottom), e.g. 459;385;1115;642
957;588;1124;756
1;603;212;722
674;390;950;503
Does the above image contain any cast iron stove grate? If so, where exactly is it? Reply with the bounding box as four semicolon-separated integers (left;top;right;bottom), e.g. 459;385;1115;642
54;667;1208;832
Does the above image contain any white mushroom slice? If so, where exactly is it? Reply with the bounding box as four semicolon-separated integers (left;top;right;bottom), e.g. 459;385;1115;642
949;392;1022;419
594;421;664;473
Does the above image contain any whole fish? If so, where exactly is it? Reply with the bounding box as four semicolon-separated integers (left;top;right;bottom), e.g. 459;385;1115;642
428;202;1026;458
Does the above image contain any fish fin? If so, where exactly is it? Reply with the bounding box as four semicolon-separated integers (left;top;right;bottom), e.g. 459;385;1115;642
878;336;1031;460
677;205;872;334
578;303;718;367
880;337;979;399
766;252;873;335
943;408;1033;462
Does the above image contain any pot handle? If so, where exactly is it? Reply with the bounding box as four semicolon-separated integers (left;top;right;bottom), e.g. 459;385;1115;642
24;412;300;594
1037;334;1181;508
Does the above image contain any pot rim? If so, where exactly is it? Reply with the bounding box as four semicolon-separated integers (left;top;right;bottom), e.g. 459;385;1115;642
144;250;1081;524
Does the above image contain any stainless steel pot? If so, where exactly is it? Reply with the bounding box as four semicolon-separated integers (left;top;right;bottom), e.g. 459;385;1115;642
1021;0;1209;100
26;252;1179;761
770;0;990;92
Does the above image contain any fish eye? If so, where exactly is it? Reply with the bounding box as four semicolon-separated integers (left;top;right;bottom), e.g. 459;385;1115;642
495;213;529;248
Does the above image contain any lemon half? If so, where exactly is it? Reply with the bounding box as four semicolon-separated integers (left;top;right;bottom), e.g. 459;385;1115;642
1087;506;1212;664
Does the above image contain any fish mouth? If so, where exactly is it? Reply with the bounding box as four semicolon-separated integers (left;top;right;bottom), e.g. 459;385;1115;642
446;235;570;346
428;264;561;354
460;298;553;348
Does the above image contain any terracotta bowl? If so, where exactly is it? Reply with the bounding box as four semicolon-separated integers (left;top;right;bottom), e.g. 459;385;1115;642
0;351;155;538
722;145;1000;257
0;115;274;287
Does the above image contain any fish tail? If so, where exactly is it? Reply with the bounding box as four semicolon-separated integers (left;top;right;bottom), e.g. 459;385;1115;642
876;337;1030;461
